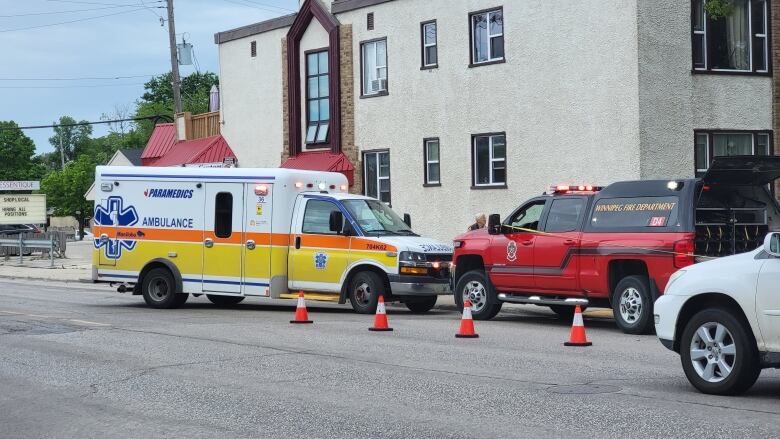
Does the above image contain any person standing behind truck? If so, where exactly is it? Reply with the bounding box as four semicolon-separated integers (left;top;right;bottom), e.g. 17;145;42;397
468;214;486;231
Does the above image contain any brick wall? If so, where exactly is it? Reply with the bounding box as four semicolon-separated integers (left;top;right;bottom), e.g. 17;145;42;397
281;37;290;165
774;3;780;198
339;24;361;194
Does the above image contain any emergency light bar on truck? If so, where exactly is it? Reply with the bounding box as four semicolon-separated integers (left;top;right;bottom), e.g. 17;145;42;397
548;185;604;194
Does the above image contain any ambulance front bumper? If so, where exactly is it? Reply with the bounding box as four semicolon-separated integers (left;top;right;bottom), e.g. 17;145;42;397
388;275;452;296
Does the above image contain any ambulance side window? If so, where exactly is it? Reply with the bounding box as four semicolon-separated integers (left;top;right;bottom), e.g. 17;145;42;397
214;192;233;238
302;200;342;235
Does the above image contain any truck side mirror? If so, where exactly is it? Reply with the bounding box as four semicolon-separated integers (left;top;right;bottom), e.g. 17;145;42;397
329;210;344;234
487;214;502;235
403;213;412;228
764;232;780;257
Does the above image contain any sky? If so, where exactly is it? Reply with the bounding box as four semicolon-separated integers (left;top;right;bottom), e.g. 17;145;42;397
0;0;299;153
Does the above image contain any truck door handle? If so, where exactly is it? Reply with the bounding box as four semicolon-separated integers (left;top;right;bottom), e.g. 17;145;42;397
246;240;256;250
521;240;533;246
204;238;214;248
295;236;301;249
564;239;576;246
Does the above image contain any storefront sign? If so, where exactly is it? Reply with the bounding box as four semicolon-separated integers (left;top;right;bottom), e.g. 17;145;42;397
0;181;40;191
0;194;46;224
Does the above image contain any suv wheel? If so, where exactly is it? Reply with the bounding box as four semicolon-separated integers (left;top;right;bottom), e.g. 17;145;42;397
142;268;188;309
454;270;502;320
348;271;382;314
549;305;586;320
612;275;654;334
680;308;760;395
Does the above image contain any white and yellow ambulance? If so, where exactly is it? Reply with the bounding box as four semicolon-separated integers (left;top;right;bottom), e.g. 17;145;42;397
92;166;452;313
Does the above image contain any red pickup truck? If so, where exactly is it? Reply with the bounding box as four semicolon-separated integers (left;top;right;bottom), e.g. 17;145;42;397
451;156;780;334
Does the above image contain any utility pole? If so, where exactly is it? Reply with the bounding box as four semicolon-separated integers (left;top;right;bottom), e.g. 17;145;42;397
166;0;183;114
58;128;65;169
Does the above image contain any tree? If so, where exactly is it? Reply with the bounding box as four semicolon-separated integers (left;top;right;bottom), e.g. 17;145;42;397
40;155;96;239
0;121;47;181
134;71;219;139
705;0;735;19
48;116;93;167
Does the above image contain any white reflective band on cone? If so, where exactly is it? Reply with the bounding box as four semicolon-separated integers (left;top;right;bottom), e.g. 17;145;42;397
297;297;305;307
463;307;472;320
377;300;386;315
573;312;584;327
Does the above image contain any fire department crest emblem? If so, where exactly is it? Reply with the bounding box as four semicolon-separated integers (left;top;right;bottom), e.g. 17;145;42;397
506;241;518;262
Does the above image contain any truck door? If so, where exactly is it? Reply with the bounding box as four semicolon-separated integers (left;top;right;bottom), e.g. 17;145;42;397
243;183;273;296
534;197;587;293
203;183;244;294
756;258;780;351
288;197;350;293
489;200;546;292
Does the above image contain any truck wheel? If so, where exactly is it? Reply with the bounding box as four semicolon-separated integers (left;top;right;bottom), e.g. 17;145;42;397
348;271;382;314
454;270;502;320
405;296;437;314
207;295;245;307
680;308;760;395
612;275;654;334
549;305;586;320
142;268;188;309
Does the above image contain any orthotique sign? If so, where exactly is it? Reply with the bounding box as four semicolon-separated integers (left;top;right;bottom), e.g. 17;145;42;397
0;194;46;224
0;181;40;191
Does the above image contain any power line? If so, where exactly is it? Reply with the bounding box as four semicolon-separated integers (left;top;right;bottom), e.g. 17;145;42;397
238;0;296;12
0;7;154;33
0;4;155;17
0;115;174;131
0;75;154;81
0;82;146;89
46;0;163;7
220;0;295;14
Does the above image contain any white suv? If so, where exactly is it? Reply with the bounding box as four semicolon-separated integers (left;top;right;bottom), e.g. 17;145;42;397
655;232;780;395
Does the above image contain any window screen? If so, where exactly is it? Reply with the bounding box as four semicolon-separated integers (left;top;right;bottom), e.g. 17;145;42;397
545;198;586;232
214;192;233;238
590;196;680;230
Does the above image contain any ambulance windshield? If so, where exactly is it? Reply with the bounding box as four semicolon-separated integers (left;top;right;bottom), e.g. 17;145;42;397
342;199;416;236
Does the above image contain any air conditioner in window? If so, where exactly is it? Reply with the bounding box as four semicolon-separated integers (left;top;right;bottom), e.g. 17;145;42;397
370;79;387;93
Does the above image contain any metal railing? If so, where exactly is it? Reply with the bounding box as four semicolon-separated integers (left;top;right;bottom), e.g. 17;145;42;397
0;233;64;267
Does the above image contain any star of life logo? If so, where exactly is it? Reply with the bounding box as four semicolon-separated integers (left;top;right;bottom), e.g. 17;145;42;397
94;197;139;260
314;252;328;270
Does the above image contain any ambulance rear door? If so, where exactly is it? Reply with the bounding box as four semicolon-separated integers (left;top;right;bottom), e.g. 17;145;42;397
243;183;273;296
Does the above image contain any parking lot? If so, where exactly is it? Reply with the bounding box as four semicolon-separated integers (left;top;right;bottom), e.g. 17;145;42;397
1;278;779;439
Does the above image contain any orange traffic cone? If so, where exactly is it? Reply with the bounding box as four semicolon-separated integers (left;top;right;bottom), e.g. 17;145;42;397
369;295;393;332
564;305;592;346
290;291;313;324
455;299;479;338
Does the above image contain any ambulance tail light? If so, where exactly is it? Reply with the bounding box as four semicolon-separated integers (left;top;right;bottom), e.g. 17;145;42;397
254;185;268;196
674;239;696;268
340;184;348;192
295;182;304;189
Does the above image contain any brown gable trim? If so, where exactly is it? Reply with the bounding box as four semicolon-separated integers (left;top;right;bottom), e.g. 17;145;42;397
214;13;297;44
331;0;396;14
287;0;342;156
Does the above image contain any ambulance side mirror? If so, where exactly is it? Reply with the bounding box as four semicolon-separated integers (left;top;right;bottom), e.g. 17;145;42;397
764;232;780;257
488;214;502;235
403;213;412;228
329;211;344;234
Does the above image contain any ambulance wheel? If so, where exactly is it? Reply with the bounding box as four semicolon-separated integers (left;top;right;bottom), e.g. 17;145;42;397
612;275;654;335
207;295;245;307
142;268;188;309
348;271;382;314
454;270;501;320
405;296;437;314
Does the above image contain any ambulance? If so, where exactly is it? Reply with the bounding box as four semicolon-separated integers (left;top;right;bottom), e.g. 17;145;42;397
92;166;452;314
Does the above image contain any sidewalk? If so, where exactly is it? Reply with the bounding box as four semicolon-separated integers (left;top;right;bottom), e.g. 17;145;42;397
0;240;92;283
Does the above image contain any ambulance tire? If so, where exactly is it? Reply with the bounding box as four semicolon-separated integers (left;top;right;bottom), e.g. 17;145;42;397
348;271;382;314
612;275;654;335
142;268;188;309
207;295;245;307
404;296;438;314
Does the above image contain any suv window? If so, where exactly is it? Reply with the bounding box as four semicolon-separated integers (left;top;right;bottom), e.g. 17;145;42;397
545;198;586;232
590;196;680;229
302;200;341;235
507;201;546;231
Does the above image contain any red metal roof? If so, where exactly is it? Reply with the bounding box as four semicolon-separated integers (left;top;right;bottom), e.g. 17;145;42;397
141;123;176;164
281;151;355;185
149;135;237;167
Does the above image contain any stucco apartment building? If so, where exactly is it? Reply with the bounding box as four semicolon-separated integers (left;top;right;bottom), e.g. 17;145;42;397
214;0;776;241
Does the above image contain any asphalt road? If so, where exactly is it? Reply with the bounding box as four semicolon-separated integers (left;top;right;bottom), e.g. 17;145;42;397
1;279;779;439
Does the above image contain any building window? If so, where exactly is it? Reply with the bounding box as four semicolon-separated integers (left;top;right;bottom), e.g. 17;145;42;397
361;39;388;96
305;50;330;145
250;41;256;57
364;151;391;203
472;133;506;187
470;8;504;65
695;131;773;175
214;192;233;238
421;20;438;68
424;138;440;185
692;0;770;73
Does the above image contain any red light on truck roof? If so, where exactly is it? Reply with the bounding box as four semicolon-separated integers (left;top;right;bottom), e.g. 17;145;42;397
550;185;603;194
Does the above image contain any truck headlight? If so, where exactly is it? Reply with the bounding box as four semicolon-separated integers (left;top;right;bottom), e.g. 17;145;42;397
399;251;426;262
